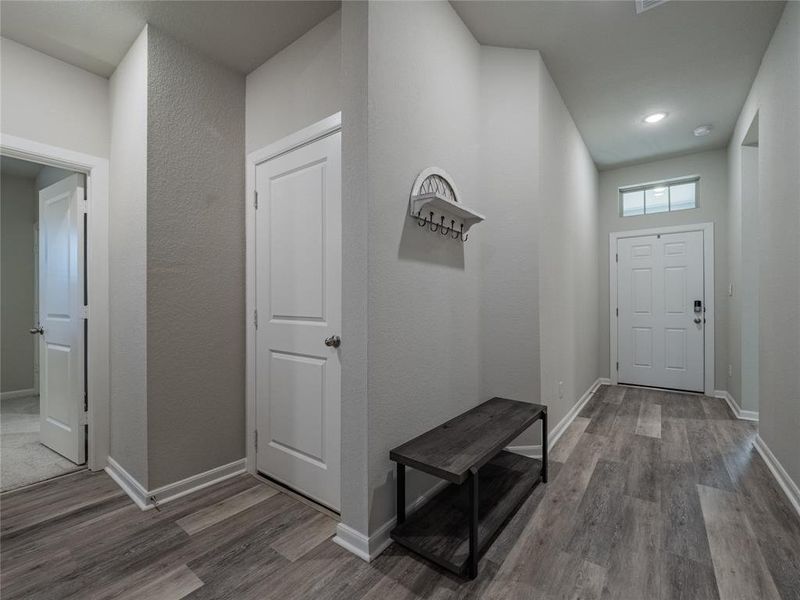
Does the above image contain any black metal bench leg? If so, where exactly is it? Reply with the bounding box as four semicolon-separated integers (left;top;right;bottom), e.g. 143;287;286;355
397;463;406;525
468;466;479;579
542;411;548;483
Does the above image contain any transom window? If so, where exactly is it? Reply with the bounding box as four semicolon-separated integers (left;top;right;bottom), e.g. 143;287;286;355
620;177;698;217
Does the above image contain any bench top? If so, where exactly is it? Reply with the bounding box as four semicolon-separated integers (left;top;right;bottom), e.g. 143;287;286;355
389;397;546;483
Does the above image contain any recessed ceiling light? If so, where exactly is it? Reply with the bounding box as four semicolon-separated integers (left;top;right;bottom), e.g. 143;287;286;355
693;124;713;137
643;112;667;124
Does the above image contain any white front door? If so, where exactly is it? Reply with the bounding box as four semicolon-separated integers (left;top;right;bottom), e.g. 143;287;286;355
255;131;341;511
617;230;705;392
38;174;86;464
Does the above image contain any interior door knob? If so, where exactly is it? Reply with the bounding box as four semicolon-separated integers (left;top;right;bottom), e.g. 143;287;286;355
324;335;341;348
693;317;702;324
29;326;44;335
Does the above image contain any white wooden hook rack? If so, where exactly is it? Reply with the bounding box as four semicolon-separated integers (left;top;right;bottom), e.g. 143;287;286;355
409;167;485;241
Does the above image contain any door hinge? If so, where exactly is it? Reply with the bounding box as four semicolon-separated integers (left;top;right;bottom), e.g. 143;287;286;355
82;305;89;319
616;361;619;371
79;410;88;426
615;307;619;317
254;309;258;329
615;253;618;263
254;190;258;209
80;197;88;214
254;430;258;451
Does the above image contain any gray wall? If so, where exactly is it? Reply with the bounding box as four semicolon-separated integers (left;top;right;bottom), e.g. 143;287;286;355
146;27;246;489
245;10;341;153
537;59;601;430
109;27;149;486
362;2;602;533
479;47;541;445
728;2;800;485
597;150;729;391
0;37;109;158
366;0;484;530
1;174;36;393
340;0;371;535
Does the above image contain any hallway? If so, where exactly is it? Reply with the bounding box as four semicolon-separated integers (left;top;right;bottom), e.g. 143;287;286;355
2;385;798;600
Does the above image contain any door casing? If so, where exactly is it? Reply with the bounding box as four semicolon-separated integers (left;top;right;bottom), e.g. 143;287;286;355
610;222;715;395
245;113;342;482
1;133;110;471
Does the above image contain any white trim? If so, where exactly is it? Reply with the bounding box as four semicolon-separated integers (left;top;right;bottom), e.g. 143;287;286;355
245;113;342;477
754;435;800;518
105;457;152;510
148;459;246;506
339;377;610;563
333;477;449;562
609;222;715;395
0;388;36;401
1;133;110;472
713;389;759;421
106;457;246;511
507;377;609;459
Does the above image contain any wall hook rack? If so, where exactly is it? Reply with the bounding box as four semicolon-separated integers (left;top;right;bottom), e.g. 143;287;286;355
409;167;485;242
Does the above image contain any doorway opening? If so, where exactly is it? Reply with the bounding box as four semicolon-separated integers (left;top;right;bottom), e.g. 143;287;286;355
610;222;715;395
1;156;86;492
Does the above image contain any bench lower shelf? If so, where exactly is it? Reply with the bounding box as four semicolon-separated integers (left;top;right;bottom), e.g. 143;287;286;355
390;450;543;576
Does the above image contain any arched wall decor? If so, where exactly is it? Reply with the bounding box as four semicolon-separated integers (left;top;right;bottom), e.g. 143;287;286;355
409;167;485;242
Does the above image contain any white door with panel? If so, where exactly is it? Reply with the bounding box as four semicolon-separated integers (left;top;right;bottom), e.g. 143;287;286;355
255;132;341;511
617;231;704;392
37;174;86;464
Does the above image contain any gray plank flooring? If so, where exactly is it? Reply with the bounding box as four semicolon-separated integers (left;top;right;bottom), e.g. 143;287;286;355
1;385;798;600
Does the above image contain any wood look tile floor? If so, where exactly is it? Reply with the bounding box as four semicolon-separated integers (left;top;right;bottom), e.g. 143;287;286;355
2;385;799;599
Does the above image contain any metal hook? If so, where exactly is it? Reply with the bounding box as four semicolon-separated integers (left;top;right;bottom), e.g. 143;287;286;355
440;216;450;235
451;221;460;239
416;211;427;227
429;211;438;232
460;224;469;242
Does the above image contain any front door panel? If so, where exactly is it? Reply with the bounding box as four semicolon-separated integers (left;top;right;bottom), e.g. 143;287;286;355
618;231;704;392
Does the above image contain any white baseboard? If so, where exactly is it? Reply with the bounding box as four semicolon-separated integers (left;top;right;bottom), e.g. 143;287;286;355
105;457;152;510
754;435;800;518
106;457;246;511
334;478;449;563
714;390;759;421
1;388;36;401
507;377;607;459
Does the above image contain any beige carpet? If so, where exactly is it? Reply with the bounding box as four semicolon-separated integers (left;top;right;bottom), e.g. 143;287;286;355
1;395;84;492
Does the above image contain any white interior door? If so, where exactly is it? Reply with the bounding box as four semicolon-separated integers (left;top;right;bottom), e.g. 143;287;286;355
255;132;341;511
38;174;86;464
617;231;704;392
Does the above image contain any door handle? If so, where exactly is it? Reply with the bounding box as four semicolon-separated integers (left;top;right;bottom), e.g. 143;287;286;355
693;317;702;324
29;326;44;335
324;335;341;348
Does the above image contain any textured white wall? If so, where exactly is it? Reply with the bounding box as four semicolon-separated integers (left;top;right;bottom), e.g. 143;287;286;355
597;150;729;392
1;175;36;393
365;0;484;530
245;11;341;154
537;60;601;431
729;3;799;483
146;27;246;489
109;27;149;486
479;47;542;445
0;37;109;158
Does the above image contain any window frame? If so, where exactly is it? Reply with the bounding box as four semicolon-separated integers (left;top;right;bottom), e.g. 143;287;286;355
619;176;699;217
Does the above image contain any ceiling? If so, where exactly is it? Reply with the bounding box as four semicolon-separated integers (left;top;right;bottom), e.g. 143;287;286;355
452;0;785;169
0;1;340;77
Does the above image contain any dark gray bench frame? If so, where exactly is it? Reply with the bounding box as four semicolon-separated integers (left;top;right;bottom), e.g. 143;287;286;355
389;397;547;579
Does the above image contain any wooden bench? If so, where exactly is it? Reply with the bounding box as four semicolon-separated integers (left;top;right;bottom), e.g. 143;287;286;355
389;397;547;579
